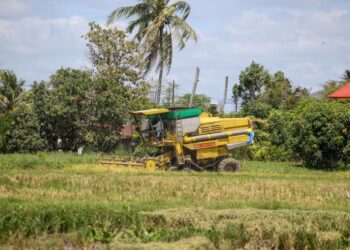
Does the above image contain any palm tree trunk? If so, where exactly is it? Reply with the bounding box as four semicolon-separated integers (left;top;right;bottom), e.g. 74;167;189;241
156;27;164;104
157;65;163;104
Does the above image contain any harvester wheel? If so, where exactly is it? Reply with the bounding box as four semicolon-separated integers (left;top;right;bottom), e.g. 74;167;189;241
217;158;241;172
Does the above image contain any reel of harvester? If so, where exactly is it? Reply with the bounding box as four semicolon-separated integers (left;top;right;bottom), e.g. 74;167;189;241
100;155;171;171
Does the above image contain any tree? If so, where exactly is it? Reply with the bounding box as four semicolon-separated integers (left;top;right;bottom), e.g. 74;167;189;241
85;22;144;85
5;94;47;153
0;70;24;113
32;69;93;151
319;81;341;100
261;71;293;109
84;23;152;151
107;0;197;104
176;93;211;111
237;61;271;103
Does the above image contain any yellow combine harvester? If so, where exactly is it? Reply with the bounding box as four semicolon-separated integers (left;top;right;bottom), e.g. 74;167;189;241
103;107;254;172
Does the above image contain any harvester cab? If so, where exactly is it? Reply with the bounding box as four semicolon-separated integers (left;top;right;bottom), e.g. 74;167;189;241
131;109;169;145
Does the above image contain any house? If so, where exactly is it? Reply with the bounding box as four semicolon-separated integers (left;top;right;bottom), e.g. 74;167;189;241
328;82;350;101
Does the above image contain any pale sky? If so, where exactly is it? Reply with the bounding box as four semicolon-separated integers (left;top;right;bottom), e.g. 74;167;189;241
1;0;349;110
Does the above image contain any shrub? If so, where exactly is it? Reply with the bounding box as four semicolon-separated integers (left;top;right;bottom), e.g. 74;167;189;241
290;101;350;169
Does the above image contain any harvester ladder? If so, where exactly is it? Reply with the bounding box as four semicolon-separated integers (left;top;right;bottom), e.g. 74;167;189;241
175;119;183;142
175;118;185;165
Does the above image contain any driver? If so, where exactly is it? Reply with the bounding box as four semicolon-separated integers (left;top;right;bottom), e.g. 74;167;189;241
152;120;162;139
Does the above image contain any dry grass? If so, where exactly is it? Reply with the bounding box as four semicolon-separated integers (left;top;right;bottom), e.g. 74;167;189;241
0;156;350;249
1;162;349;212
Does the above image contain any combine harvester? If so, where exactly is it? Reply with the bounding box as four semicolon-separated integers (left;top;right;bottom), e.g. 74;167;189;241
102;107;254;172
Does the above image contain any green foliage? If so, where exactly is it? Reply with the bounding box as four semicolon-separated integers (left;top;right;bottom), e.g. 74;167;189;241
0;70;24;113
320;81;343;100
0;113;11;151
261;71;293;109
241;100;272;119
234;63;309;120
33;69;92;151
5;96;47;153
267;110;295;146
237;61;271;102
290;100;350;169
0;152;97;169
342;69;350;82
84;23;152;151
176;93;211;111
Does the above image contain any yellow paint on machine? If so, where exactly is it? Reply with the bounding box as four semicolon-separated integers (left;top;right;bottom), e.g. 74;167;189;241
184;133;249;152
197;145;229;160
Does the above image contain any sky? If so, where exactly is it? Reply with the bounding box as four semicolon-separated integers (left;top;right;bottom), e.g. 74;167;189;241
0;0;349;110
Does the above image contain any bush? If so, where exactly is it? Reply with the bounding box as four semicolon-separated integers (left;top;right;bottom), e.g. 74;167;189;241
290;101;350;169
242;100;273;119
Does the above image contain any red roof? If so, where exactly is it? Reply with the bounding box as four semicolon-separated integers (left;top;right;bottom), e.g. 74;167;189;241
329;82;350;99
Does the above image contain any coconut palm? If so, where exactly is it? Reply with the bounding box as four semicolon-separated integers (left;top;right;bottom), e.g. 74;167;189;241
0;70;24;113
342;70;350;82
107;0;197;104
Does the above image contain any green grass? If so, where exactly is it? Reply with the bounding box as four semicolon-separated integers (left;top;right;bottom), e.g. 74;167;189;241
0;152;99;169
0;154;349;249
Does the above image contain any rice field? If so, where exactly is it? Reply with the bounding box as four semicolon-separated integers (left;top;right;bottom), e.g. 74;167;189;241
0;153;349;249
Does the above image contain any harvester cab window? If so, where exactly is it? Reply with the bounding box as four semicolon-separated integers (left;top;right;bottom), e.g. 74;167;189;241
139;116;165;142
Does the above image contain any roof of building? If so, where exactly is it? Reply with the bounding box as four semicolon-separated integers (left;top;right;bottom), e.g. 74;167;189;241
329;82;350;99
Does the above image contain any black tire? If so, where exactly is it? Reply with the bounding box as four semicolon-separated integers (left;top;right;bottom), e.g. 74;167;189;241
217;158;241;172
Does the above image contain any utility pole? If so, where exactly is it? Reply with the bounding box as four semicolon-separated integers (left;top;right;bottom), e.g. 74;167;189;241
221;76;229;113
171;80;175;107
190;67;200;107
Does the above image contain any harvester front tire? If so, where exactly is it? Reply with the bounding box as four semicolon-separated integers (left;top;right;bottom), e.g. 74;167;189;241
217;158;241;172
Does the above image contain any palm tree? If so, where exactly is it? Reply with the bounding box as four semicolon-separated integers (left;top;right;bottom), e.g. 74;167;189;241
0;70;24;113
107;0;197;104
342;70;350;82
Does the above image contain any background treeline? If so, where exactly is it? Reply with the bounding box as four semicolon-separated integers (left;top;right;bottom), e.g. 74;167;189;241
0;23;349;169
0;23;152;153
231;62;350;169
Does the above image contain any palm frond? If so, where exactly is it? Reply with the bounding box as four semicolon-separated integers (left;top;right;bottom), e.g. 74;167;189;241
107;3;151;26
169;15;197;49
108;0;197;78
170;1;191;19
161;32;173;73
343;70;350;81
126;14;154;38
